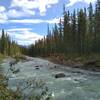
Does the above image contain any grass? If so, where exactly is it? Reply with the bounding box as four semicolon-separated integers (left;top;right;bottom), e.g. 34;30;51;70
0;74;53;100
0;74;23;100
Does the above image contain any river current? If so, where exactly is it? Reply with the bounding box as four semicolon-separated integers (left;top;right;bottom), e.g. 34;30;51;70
1;57;100;100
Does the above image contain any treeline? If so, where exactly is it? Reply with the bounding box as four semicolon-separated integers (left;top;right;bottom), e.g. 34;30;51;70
24;0;100;57
0;1;99;58
0;29;20;56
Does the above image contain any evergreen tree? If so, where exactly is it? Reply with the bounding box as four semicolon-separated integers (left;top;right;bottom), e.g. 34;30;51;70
1;29;5;54
58;18;63;53
23;0;100;57
0;29;21;56
77;9;87;55
71;10;77;54
63;11;71;54
94;0;100;52
87;3;94;53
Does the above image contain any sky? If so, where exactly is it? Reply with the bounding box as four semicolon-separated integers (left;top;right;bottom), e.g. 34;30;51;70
0;0;96;45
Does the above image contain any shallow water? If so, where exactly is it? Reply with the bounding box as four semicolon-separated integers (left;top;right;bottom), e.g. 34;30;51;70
1;57;100;100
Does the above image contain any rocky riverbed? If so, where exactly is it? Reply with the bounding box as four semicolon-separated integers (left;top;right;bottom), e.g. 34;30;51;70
1;56;100;100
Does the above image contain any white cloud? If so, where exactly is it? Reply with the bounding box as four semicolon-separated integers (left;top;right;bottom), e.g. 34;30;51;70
7;9;35;18
7;28;43;45
6;28;32;32
46;18;60;24
67;0;96;6
8;17;60;24
0;13;7;23
11;0;59;16
0;6;6;12
11;0;38;9
9;19;44;24
84;0;96;4
0;6;8;23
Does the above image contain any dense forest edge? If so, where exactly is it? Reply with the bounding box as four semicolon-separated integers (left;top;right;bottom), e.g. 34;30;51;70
23;0;100;70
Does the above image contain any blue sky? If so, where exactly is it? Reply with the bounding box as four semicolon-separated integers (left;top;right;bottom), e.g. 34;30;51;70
0;0;96;45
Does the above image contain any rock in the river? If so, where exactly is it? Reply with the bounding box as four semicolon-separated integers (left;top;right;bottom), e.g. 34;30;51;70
55;73;66;78
34;65;40;69
54;65;57;68
13;69;20;74
35;67;40;70
9;59;19;67
35;65;39;67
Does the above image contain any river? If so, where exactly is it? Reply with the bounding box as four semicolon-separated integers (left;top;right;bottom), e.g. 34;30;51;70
1;57;100;100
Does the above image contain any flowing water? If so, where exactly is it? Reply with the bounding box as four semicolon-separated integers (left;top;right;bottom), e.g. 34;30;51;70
1;57;100;100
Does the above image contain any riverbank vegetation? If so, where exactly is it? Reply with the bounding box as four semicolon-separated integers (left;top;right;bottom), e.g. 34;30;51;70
0;73;23;100
0;75;53;100
0;29;20;56
0;29;26;62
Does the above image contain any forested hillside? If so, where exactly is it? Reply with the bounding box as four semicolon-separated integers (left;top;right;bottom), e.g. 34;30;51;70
24;0;100;57
0;0;100;58
0;29;20;56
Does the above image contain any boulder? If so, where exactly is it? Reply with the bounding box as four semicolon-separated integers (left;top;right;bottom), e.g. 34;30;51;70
35;65;39;67
54;65;57;68
9;60;19;67
13;69;20;74
55;73;66;78
35;67;40;70
10;61;15;67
